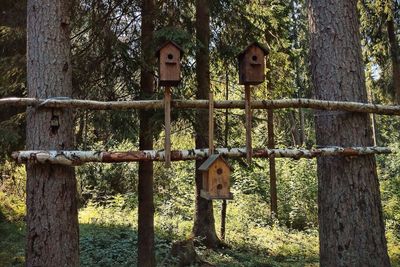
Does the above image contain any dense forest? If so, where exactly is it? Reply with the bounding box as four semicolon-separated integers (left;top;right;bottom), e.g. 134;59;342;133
0;0;400;266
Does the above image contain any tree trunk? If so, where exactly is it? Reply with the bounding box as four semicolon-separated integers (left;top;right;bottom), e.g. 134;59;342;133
137;0;156;265
308;1;390;266
26;0;79;266
192;0;220;248
299;108;305;145
387;18;400;104
288;110;300;146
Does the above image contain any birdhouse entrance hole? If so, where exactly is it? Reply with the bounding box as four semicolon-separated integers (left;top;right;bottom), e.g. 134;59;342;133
156;40;183;86
238;42;269;85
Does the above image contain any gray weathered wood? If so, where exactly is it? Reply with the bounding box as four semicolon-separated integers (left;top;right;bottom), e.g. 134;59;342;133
208;92;214;154
245;85;252;163
164;87;171;167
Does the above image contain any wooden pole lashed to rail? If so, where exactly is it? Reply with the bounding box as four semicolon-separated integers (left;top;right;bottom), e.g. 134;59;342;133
209;92;214;154
245;85;252;163
268;108;277;216
164;87;172;167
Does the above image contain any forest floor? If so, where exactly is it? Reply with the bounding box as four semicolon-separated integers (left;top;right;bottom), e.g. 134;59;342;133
1;198;399;267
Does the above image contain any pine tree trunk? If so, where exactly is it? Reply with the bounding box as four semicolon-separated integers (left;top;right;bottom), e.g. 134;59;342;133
308;1;390;266
192;0;220;248
26;0;79;266
387;19;400;104
137;0;156;265
288;110;300;146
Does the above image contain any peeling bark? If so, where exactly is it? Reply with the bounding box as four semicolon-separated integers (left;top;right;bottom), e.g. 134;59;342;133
12;147;391;165
3;97;400;115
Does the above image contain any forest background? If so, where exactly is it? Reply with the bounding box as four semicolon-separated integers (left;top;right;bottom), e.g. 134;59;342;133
0;0;399;266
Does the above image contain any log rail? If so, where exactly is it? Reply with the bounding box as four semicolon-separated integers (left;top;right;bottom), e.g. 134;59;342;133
12;147;391;166
4;97;397;165
1;97;400;115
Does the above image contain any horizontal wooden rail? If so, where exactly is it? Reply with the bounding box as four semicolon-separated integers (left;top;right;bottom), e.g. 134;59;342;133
1;97;400;115
12;146;391;166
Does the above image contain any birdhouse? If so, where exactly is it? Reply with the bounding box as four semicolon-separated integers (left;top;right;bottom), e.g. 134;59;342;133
199;154;233;200
238;42;269;85
156;41;183;86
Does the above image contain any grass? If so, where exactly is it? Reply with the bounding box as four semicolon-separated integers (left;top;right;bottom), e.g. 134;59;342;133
0;198;399;266
0;221;25;266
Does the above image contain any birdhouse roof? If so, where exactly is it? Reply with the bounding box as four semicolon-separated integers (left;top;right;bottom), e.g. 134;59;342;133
155;41;184;57
198;154;232;171
237;42;269;60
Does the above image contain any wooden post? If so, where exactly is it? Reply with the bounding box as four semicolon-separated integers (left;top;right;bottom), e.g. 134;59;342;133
221;71;229;240
209;92;214;154
164;87;171;167
245;85;252;163
268;108;277;217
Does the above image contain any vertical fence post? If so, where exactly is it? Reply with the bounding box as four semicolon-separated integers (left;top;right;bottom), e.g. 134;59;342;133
164;86;171;167
209;92;214;154
245;85;252;163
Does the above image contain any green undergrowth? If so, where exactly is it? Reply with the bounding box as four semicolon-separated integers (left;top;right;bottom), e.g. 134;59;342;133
0;191;25;266
1;195;399;266
78;201;320;266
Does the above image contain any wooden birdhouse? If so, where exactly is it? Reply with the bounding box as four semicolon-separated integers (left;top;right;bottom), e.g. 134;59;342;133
156;41;183;86
199;154;233;200
238;42;269;85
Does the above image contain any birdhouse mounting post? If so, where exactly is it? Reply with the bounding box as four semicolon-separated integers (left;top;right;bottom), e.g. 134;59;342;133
245;85;252;163
237;42;268;164
156;40;184;167
164;86;172;167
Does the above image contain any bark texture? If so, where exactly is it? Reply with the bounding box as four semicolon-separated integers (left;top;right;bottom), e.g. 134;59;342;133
193;0;220;248
13;147;391;165
26;0;79;266
138;0;156;265
387;18;400;104
4;97;400;115
308;1;390;266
